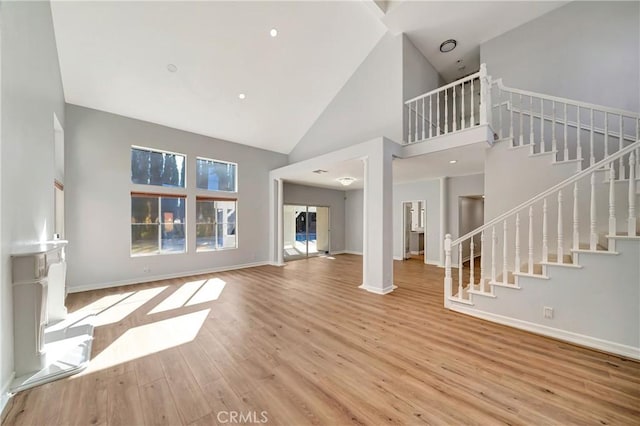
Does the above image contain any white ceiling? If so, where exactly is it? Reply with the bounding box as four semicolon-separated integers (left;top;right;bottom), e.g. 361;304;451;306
50;0;387;154
283;141;487;191
383;1;568;82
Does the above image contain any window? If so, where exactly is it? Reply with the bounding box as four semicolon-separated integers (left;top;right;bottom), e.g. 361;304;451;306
196;157;237;192
131;193;186;256
196;197;237;252
131;147;185;188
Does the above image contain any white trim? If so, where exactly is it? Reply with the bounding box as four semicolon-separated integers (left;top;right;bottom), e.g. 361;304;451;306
1;372;15;420
393;256;403;261
339;250;362;256
449;304;640;360
67;261;270;293
426;259;440;266
358;284;397;295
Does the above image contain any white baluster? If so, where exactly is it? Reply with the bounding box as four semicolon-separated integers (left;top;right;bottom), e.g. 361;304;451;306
558;190;564;263
444;234;452;300
542;199;549;263
590;108;595;166
509;92;514;141
429;95;433;139
629;151;637;237
461;83;466;129
619;115;624;177
604;112;609;157
497;84;502;138
515;213;521;273
576;106;582;170
458;243;463;299
528;206;534;274
480;231;486;292
469;238;475;287
413;101;418;141
540;98;545;152
563;103;569;161
437;92;441;135
590;173;597;250
445;89;449;134
408;103;413;143
519;94;524;146
573;182;580;251
422;97;426;141
503;221;508;285
529;96;535;154
471;79;475;126
453;86;457;132
491;226;497;283
552;101;557;154
609;162;616;239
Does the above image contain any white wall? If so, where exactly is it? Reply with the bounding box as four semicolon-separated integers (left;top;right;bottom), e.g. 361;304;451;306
0;0;66;407
345;189;364;254
481;1;639;112
393;179;440;263
282;183;346;253
288;33;404;163
65;105;287;291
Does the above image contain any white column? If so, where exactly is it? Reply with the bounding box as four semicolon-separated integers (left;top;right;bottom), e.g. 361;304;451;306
439;176;447;267
277;178;284;265
360;141;394;294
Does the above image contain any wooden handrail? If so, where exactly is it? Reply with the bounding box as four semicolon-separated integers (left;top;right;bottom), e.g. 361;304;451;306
451;139;640;246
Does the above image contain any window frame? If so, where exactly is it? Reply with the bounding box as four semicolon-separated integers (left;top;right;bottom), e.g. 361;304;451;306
195;156;238;193
131;145;187;189
130;192;188;257
195;196;238;253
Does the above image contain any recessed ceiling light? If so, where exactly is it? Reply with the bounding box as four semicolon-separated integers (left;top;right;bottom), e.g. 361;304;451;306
238;93;246;100
336;177;356;186
270;28;278;37
449;160;457;164
439;39;457;53
167;64;178;73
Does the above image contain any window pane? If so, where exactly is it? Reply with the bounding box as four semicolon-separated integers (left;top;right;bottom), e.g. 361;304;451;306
131;197;159;224
131;147;185;188
160;197;186;253
196;199;237;251
131;224;159;255
196;158;236;192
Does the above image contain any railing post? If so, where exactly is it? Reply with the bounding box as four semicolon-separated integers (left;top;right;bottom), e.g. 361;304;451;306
590;172;597;250
479;63;490;126
429;95;433;139
576;106;582;171
557;190;564;262
422;97;426;141
458;244;463;299
529;95;535;154
515;213;521;273
469;238;474;288
563;103;569;161
590;108;595;166
574;182;580;252
471;79;475;127
519;94;524;146
619;115;624;177
480;231;485;292
629;151;637;237
609;162;617;240
491;225;497;283
414;101;419;142
529;206;534;274
453;86;457;132
444;234;452;302
408;104;413;143
542;199;548;263
461;82;466;130
502;220;508;285
540;98;545;152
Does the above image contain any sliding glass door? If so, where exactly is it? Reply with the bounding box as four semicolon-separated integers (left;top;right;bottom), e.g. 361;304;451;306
283;205;329;261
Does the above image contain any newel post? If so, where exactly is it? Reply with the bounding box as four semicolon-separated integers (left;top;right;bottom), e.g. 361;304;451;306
479;63;492;126
444;234;452;303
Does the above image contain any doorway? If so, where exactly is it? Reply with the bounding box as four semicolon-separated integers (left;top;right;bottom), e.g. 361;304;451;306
283;205;330;261
401;200;426;262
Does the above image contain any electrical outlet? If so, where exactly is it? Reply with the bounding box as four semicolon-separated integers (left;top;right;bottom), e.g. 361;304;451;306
543;306;554;319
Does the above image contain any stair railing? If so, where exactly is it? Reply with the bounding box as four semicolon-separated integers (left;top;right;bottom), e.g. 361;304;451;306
492;79;640;174
444;140;640;305
405;64;491;144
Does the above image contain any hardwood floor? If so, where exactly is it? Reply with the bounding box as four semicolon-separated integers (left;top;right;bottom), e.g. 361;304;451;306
3;254;639;425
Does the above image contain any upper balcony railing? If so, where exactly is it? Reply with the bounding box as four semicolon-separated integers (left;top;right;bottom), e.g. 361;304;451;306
404;64;492;144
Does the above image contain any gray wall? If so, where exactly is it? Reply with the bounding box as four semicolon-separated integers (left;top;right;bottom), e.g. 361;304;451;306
481;1;639;112
0;0;66;400
345;189;364;254
288;33;404;163
65;105;287;291
283;183;346;254
446;174;485;240
393;179;440;263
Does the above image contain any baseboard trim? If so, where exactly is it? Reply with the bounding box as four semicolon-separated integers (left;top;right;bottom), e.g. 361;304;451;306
358;284;397;295
426;259;440;266
449;304;640;360
340;251;363;256
1;372;15;421
393;256;403;261
68;261;271;293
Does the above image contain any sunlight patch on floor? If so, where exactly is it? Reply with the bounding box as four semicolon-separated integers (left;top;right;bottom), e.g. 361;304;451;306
186;278;226;306
148;278;226;314
83;309;210;374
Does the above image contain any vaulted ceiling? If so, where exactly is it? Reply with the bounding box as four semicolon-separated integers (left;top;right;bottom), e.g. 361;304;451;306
51;0;568;156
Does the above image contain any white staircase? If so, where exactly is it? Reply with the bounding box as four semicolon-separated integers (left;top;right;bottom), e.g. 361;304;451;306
435;69;640;359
